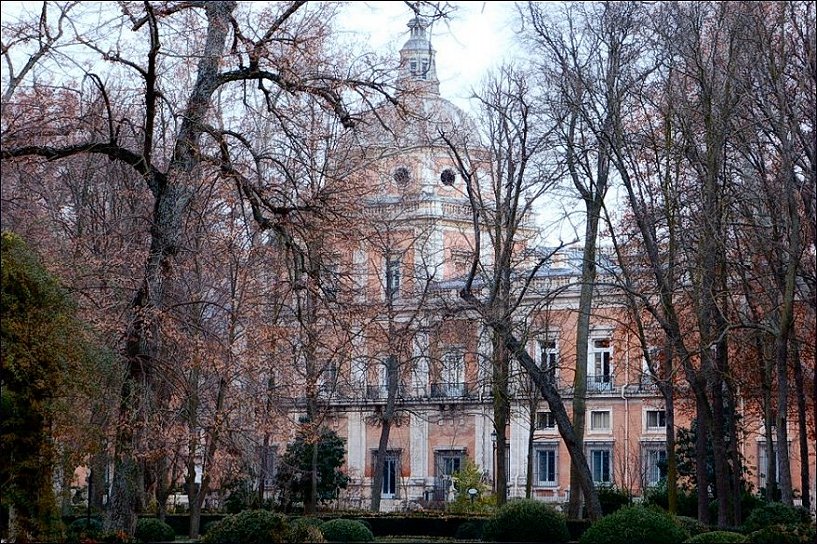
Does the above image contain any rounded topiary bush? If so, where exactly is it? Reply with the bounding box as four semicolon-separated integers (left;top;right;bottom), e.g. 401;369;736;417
675;515;710;537
597;486;632;515
319;519;373;543
286;523;326;543
135;518;175;542
741;502;812;534
579;506;689;544
482;499;570;543
201;510;289;544
290;517;324;529
684;531;748;543
67;518;105;541
749;523;816;544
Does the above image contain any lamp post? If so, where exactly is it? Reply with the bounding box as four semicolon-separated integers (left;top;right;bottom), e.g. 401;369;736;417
490;430;497;494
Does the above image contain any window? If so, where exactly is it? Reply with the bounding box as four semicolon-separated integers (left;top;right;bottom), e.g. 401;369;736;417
589;447;612;484
434;450;465;501
259;444;278;491
433;350;465;397
369;356;393;399
539;338;558;385
321;262;339;301
373;450;400;498
536;411;556;431
643;445;667;487
641;347;661;387
436;450;463;477
440;168;456;185
589;338;612;391
393;166;410;186
385;255;401;299
590;410;611;431
535;447;558;486
646;410;666;431
758;442;781;491
319;362;338;396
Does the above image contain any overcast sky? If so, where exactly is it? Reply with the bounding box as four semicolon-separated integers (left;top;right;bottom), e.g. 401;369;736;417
336;1;520;111
1;1;519;110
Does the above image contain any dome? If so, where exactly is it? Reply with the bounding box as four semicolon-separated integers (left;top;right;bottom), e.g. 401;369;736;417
354;15;478;152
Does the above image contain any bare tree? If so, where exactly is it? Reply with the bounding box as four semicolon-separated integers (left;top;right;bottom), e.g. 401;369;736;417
1;1;397;531
522;2;649;516
441;64;604;519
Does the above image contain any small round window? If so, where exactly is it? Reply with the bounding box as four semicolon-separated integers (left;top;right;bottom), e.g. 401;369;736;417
393;166;410;186
440;168;456;186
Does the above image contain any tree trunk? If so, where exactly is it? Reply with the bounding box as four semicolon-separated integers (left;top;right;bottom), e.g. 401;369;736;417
476;312;602;520
775;331;793;505
659;340;677;515
694;408;711;525
525;405;535;498
762;336;778;501
492;332;511;506
371;354;399;512
568;199;602;518
792;341;811;510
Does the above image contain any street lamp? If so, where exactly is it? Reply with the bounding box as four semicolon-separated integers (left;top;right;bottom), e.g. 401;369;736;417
490;430;497;494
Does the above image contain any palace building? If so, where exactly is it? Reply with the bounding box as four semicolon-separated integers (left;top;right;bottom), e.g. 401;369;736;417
268;14;814;513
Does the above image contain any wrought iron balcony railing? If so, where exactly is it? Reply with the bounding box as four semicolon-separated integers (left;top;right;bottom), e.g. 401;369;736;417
430;382;469;398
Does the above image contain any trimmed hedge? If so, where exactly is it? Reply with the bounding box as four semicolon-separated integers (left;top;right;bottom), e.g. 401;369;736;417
580;506;689;544
482;499;570;543
454;520;484;540
741;503;812;534
684;531;748;543
201;510;289;544
319;519;373;543
749;523;816;544
135;518;175;542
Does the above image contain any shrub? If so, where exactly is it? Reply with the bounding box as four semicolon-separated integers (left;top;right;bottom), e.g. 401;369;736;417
741;502;812;534
580;506;689;544
675;515;710;537
597;486;632;515
749;524;816;544
286;523;326;543
290;516;325;529
135;518;175;542
644;484;699;518
319;519;374;543
684;531;748;543
482;499;570;543
454;520;484;540
201;510;289;544
67;518;105;542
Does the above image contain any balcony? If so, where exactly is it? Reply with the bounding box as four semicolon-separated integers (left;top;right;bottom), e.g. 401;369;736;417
365;385;408;400
430;382;469;398
587;376;613;393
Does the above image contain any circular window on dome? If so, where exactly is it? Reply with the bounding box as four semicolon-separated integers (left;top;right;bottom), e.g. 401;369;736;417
393;166;410;186
440;168;456;186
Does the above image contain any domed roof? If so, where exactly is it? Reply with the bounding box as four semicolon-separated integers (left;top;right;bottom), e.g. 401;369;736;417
354;15;478;151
